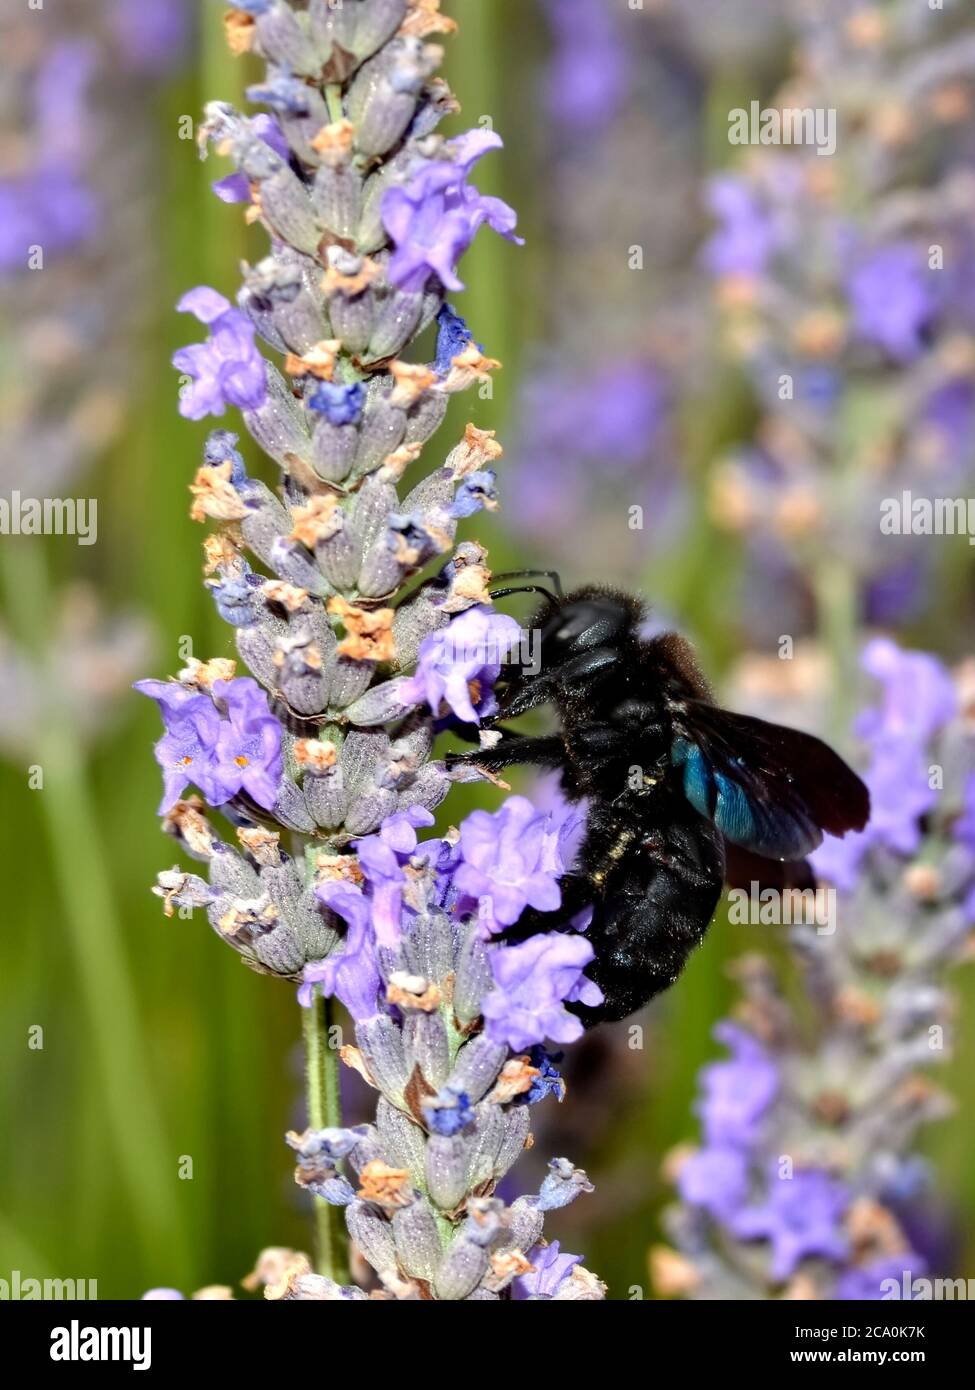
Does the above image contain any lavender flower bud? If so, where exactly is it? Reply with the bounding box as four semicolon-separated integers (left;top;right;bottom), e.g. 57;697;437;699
347;38;442;159
242;364;314;472
432;1223;490;1301
446;1035;510;1105
249;3;322;74
375;1097;427;1185
241;253;331;355
537;1158;596;1212
364;287;431;363
391;1196;442;1281
357;1016;410;1106
345;1198;398;1275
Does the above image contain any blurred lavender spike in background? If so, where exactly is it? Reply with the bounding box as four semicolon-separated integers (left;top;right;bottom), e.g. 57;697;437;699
0;1;191;746
701;0;975;637
658;643;975;1300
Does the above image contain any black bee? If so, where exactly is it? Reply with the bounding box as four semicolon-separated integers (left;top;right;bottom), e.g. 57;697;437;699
449;575;870;1026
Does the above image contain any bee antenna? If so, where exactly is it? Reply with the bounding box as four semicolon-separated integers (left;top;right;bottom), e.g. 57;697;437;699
490;568;564;598
489;584;560;608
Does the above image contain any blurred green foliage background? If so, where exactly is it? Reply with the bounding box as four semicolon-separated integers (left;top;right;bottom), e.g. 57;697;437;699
2;0;973;1301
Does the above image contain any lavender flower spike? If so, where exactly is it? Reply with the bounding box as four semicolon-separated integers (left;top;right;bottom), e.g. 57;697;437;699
660;643;975;1301
139;0;605;1301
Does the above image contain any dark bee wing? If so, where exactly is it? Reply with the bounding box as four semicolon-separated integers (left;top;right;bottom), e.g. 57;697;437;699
669;701;870;861
721;841;816;892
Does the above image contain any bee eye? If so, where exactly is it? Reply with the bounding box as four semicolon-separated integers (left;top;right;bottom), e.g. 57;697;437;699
548;599;627;652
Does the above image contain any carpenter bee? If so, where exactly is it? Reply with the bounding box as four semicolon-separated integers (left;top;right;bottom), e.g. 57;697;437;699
449;574;870;1026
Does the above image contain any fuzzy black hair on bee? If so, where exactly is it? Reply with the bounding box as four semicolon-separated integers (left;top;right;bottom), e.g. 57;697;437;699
449;577;869;1025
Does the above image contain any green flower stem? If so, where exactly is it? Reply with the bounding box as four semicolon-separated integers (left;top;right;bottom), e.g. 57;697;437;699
0;539;187;1275
325;83;345;125
302;985;349;1283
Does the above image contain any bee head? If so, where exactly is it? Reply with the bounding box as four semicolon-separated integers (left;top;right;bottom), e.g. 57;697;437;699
541;587;640;658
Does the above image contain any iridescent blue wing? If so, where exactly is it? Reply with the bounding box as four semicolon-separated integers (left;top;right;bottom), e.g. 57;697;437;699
669;701;870;861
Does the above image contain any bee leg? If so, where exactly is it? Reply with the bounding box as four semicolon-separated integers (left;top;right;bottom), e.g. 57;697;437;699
445;734;565;774
492;671;560;719
497;648;620;720
448;722;527;747
554;646;621;693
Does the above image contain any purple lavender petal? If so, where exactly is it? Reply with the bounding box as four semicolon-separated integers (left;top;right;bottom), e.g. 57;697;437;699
539;0;630;131
482;932;603;1050
678;1145;751;1220
696;1022;779;1149
135;679;223;812
111;0;190;75
383;131;523;293
209;677;283;810
173;288;267;419
703;176;776;278
856;638;957;747
396;605;521;725
731;1168;850;1282
512;1240;583;1299
308;882;384;1023
835;1255;927;1301
847;243;937;363
453;795;564;936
